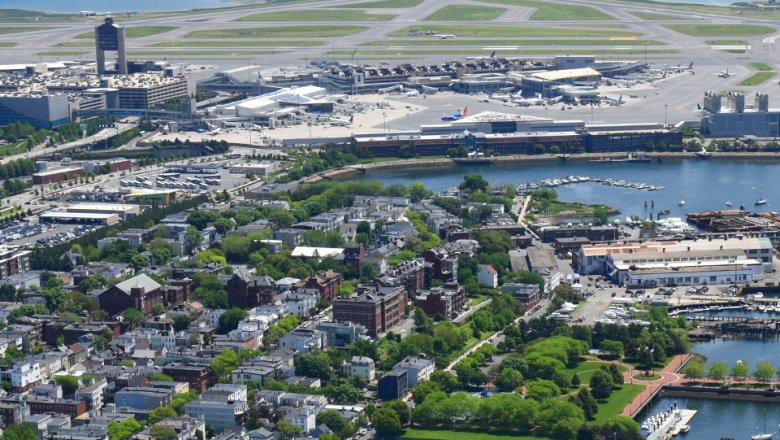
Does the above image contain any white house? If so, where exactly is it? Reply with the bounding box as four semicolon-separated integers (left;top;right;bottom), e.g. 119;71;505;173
392;355;435;386
345;356;375;381
283;405;316;434
477;265;498;288
12;361;42;390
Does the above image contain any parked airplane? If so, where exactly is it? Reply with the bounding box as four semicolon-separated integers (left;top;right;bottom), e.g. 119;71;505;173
511;96;545;106
329;115;354;126
717;68;729;78
422;85;438;95
405;90;420;97
466;51;496;61
442;107;467;121
488;92;512;101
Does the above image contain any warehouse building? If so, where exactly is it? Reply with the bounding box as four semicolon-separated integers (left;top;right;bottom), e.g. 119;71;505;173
39;212;119;225
576;238;774;286
33;166;86;185
66;203;140;221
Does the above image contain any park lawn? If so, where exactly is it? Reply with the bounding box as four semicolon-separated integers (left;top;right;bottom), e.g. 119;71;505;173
748;62;775;71
547;200;614;215
561;24;629;28
358;155;446;163
738;71;777;86
75;26;179;39
400;426;545;440
362;39;665;46
664;24;776;36
469;295;488;306
0;43;16;47
0;141;26;156
706;39;748;45
388;25;641;38
235;10;396;21
423;5;507;21
630;11;690;19
620;355;676;369
476;0;615;20
338;0;423;7
149;40;323;47
333;49;676;56
568;362;628;383
591;384;645;425
55;42;98;47
185;25;366;38
0;26;57;36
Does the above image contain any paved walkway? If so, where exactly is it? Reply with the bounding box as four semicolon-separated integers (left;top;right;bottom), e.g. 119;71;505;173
605;354;691;417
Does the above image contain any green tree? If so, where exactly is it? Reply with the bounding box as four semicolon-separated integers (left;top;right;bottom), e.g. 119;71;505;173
599;340;624;358
592;208;610;226
385;399;411;425
54;375;79;396
589;370;613;399
151;374;174;382
459;174;489;193
496;368;524;390
315;410;346;433
149;407;178;424
729;360;750;382
408;182;428;203
173;315;192;332
218;308;248;334
551;369;571;390
122;308;144;329
2;423;40;440
372;407;401;436
150;426;177;440
213;217;234;235
707;360;729;382
753;361;775;383
152;304;166;316
294;352;332;382
277;420;302;440
572;387;598;419
129;254;150;272
683;361;705;384
42;287;69;313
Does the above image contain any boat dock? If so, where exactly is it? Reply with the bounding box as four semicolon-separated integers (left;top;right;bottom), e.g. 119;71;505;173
518;175;665;192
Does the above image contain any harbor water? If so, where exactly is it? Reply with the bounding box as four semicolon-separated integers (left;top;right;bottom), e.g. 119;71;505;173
690;336;780;367
344;159;780;221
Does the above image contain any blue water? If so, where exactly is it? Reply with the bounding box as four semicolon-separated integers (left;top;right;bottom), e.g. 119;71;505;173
345;159;780;221
11;0;238;12
691;337;780;368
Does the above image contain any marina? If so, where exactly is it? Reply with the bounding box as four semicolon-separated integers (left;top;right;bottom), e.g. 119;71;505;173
641;401;697;440
518;175;666;192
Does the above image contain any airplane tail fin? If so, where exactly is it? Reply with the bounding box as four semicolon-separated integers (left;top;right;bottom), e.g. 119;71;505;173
349;115;354;123
697;104;701;110
163;57;166;61
462;107;467;116
490;51;496;58
689;62;694;69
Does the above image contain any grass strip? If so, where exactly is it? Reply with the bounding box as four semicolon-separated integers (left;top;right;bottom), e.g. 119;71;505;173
148;40;323;47
332;49;677;55
0;26;57;36
361;39;665;46
423;5;507;21
336;0;423;7
235;10;396;21
664;24;775;36
747;62;774;71
631;11;691;19
389;25;641;37
475;0;615;20
185;25;366;38
737;71;777;86
128;50;285;55
706;39;748;45
36;51;89;55
76;26;179;39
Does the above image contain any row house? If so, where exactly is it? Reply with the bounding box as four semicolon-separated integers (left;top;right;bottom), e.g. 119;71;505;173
223;270;277;309
303;271;341;302
332;285;407;337
416;282;467;319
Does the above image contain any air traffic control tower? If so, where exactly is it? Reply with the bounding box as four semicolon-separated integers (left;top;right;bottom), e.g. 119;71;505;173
95;17;127;75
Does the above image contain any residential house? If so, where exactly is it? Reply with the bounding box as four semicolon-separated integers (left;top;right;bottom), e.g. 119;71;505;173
393;355;434;386
477;265;498;288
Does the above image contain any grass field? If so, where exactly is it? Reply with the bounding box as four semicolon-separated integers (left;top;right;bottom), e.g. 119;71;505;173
567;362;628;383
664;24;775;36
335;49;677;55
423;5;507;21
36;51;89;56
748;62;774;71
75;26;179;39
706;39;748;45
128;50;285;56
476;0;615;20
561;24;629;28
718;90;744;97
400;427;542;440
0;26;57;36
469;295;488;306
0;43;16;47
630;11;690;19
592;384;645;425
148;40;323;47
362;39;665;47
186;25;366;38
54;42;96;47
0;142;26;156
236;10;396;21
389;25;641;37
738;71;778;86
725;49;746;53
337;0;424;7
0;9;85;22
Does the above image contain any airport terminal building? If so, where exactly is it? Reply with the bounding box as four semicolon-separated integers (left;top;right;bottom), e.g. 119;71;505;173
701;91;780;138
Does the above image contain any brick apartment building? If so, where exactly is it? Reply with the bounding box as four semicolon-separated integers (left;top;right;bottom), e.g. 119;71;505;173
97;274;164;318
162;364;215;393
332;285;407;337
416;282;466;319
223;269;277;308
304;271;342;302
421;248;458;282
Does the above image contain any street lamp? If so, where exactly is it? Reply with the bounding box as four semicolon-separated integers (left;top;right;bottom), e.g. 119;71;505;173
664;104;668;127
382;113;387;131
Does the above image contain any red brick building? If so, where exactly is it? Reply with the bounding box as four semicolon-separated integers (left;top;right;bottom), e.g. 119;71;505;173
97;274;164;318
162;364;215;393
332;284;407;337
224;269;277;308
304;270;342;301
28;398;87;418
416;282;466;319
33;166;87;185
343;244;365;270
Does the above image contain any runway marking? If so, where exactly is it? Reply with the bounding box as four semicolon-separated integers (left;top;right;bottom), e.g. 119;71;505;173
711;45;750;50
482;46;518;49
763;34;780;43
610;37;637;40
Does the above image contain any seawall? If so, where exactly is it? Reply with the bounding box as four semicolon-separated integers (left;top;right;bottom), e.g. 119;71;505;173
661;385;780;402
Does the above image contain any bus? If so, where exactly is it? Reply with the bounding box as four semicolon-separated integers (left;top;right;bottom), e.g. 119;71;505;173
225;153;241;159
186;177;201;184
159;173;180;178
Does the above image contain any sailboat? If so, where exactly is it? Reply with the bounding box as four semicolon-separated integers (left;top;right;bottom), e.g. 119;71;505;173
753;410;774;440
756;178;767;205
678;190;685;206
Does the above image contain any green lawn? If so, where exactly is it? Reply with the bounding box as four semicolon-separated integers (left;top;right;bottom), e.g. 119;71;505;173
236;10;396;21
423;5;506;21
475;0;615;20
400;426;543;440
389;25;641;37
55;42;97;47
620;356;676;369
334;49;677;56
0;9;85;22
148;40;323;47
561;24;629;28
0;142;26;156
738;71;777;86
547;200;614;215
567;362;628;383
718;90;745;97
128;50;285;56
358;155;447;163
0;26;57;36
362;39;665;47
592;384;645;425
36;51;89;55
664;24;776;36
75;26;179;39
0;42;16;47
469;295;488;306
748;62;774;71
185;25;366;38
337;0;423;7
706;39;748;45
631;11;690;20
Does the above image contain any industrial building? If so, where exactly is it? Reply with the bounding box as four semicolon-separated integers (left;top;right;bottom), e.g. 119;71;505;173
0;93;70;129
701;91;780;138
39;212;120;225
576;238;774;286
66;204;140;221
32;166;87;185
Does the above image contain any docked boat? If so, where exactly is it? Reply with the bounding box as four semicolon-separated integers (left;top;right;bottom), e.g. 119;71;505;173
726;201;732;206
755;292;764;299
752;410;774;440
679;199;685;206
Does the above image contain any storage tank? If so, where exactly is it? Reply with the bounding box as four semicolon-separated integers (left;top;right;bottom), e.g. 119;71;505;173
35;161;49;172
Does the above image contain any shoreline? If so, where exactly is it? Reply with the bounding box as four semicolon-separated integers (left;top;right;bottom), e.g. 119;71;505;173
303;151;780;184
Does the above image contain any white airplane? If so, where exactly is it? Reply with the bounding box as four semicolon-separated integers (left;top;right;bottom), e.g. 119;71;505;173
466;51;496;61
422;85;438;95
717;68;730;78
329;115;354;126
511;96;545;106
488;92;512;102
378;84;403;94
404;90;420;97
